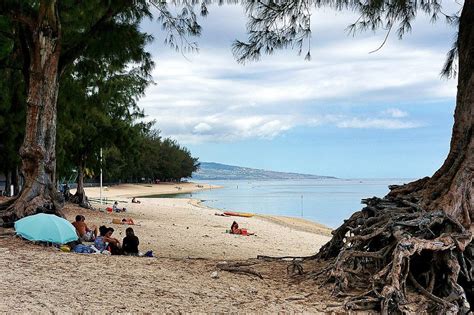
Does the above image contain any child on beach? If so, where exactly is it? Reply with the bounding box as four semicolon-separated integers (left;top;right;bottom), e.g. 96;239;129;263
123;227;139;255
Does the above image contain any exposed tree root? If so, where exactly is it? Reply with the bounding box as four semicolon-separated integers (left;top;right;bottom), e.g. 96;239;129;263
69;192;92;209
313;196;473;313
0;185;64;226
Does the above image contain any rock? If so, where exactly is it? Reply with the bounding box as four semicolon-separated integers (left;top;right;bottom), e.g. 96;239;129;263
211;271;219;279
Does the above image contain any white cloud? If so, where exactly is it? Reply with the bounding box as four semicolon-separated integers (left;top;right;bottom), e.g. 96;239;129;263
139;5;457;144
193;122;213;133
336;118;422;129
383;108;409;118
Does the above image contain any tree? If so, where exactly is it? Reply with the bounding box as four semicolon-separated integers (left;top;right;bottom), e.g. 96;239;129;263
233;1;473;312
57;18;153;207
0;0;201;222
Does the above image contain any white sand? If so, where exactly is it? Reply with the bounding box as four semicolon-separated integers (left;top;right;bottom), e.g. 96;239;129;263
0;183;338;313
69;183;332;260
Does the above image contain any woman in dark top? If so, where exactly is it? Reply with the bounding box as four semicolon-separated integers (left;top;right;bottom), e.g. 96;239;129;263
123;227;139;255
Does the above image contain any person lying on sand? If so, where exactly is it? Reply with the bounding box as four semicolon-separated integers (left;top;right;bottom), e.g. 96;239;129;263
122;218;135;225
131;197;141;204
230;221;254;236
123;227;139;256
71;215;98;242
111;218;136;225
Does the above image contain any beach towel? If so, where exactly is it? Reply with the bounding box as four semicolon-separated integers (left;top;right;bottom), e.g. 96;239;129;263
72;244;94;254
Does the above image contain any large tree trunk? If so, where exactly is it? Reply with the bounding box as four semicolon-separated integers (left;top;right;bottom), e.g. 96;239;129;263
315;3;474;312
0;1;63;223
388;1;474;228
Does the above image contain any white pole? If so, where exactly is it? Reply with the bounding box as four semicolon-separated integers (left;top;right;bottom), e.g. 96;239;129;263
300;195;303;217
100;148;103;204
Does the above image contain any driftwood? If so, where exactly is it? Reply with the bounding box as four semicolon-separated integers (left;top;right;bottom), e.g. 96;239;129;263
257;255;316;261
216;262;263;279
313;196;473;313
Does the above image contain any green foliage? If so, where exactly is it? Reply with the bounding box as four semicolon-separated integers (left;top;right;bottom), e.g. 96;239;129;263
0;0;200;186
103;124;199;183
233;0;462;73
0;18;25;177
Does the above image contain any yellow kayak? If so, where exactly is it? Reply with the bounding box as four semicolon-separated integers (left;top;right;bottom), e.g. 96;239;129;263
224;211;254;218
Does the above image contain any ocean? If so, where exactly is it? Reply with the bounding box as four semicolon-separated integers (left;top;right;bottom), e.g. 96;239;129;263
152;178;413;228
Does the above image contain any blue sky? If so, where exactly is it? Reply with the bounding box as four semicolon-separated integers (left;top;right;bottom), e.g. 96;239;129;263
139;3;462;178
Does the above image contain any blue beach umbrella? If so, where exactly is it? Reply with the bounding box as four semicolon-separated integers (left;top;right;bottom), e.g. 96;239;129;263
14;213;78;244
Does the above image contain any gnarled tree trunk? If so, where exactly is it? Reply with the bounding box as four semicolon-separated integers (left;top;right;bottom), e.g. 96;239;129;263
316;3;474;313
70;157;91;209
388;1;473;228
1;1;63;223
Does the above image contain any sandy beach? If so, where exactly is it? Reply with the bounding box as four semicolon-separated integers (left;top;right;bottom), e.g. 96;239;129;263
0;183;338;312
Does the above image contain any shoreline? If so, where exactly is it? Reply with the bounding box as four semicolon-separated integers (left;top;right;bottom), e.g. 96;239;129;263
191;198;333;237
79;182;333;238
72;183;332;260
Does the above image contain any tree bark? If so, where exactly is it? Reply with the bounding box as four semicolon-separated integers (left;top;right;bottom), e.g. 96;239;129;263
0;1;63;222
388;2;474;228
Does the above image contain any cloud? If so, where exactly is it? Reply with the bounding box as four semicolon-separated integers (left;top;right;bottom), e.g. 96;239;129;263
138;5;457;144
336;118;422;129
383;108;409;118
193;122;213;133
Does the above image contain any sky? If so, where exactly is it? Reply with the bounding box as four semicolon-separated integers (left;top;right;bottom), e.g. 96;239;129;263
139;2;463;179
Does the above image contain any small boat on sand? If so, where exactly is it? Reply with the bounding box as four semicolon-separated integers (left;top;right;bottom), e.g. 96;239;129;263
223;211;254;218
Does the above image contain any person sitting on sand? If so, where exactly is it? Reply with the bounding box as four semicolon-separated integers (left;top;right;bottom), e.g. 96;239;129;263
230;221;254;236
94;225;109;252
113;201;126;213
104;227;122;255
123;227;139;256
131;197;141;204
71;215;98;241
230;221;242;234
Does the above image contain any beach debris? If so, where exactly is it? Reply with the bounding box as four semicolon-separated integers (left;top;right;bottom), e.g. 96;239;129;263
287;262;304;277
216;261;263;279
285;293;313;301
211;271;219;279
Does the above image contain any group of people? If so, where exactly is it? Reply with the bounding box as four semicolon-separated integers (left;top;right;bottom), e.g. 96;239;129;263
71;215;139;255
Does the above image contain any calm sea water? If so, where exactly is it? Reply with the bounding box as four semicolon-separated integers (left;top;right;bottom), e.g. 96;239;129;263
151;178;413;228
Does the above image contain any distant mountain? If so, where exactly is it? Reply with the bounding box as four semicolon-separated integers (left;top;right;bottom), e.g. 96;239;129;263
192;162;336;180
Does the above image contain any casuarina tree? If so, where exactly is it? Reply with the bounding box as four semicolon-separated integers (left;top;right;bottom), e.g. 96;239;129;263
0;0;201;222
